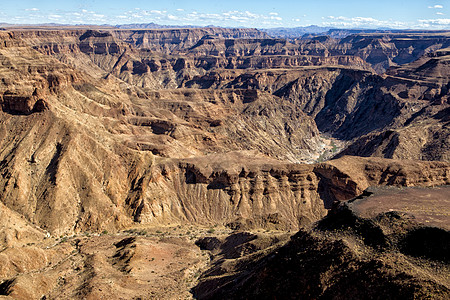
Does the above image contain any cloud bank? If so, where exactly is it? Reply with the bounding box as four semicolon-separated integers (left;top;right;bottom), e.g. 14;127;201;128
1;7;449;30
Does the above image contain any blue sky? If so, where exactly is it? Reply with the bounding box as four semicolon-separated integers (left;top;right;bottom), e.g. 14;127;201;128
0;0;449;29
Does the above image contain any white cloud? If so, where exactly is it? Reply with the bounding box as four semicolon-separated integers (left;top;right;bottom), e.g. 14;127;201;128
418;18;450;25
25;8;39;11
323;16;409;29
428;5;444;9
12;7;447;29
159;10;284;26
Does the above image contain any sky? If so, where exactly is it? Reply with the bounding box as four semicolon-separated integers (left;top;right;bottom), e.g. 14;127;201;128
0;0;449;29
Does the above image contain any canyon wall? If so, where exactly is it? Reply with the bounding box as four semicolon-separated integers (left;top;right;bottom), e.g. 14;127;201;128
0;29;448;237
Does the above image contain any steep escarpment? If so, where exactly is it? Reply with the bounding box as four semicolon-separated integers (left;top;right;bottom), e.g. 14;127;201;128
107;30;450;74
13;28;450;76
5;97;447;236
19;29;372;90
108;30;450;74
337;108;450;162
111;27;271;52
293;32;450;73
337;51;450;160
339;32;450;73
0;43;81;114
113;154;450;233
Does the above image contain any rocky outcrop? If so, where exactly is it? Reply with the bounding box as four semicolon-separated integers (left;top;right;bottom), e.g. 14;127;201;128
337;111;450;162
0;43;82;115
131;153;327;230
78;30;121;55
0;233;208;299
333;52;450;160
386;47;450;86
314;156;450;206
193;207;450;299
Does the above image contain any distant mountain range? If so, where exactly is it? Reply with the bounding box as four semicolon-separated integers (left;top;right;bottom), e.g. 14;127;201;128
259;26;445;39
260;25;333;38
115;22;202;29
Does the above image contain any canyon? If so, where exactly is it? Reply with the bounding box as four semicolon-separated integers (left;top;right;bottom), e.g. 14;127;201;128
0;26;448;299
